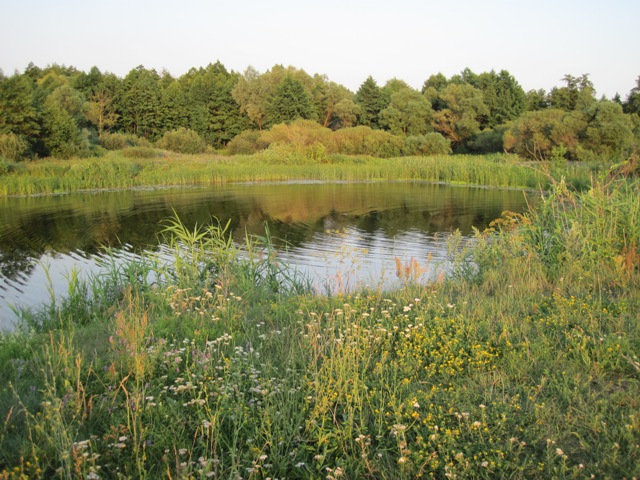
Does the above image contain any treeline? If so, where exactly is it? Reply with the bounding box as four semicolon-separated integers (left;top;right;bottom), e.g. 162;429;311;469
1;62;639;162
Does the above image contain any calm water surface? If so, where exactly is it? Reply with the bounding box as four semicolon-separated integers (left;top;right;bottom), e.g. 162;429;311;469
0;182;532;329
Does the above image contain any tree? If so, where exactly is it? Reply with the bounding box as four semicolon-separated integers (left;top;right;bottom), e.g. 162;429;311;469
433;83;488;146
185;62;247;146
526;89;548;111
232;66;281;130
379;87;433;135
582;100;636;157
312;79;357;128
476;70;526;127
118;66;162;139
355;76;386;129
548;74;596;111
623;76;640;115
503;109;582;160
0;74;40;141
84;72;120;137
265;75;315;126
42;90;88;158
421;73;448;93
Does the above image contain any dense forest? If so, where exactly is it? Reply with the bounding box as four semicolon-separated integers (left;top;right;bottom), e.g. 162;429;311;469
1;62;639;162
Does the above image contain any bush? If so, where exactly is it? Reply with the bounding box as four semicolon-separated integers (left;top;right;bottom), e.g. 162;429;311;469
0;132;29;161
121;146;161;159
261;120;332;149
0;156;12;175
156;128;207;154
362;129;403;157
100;132;150;150
259;141;327;164
403;133;452;156
227;130;268;155
466;128;505;154
330;126;403;157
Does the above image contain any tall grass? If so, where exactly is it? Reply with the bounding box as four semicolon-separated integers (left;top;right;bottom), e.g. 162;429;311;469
0;151;595;196
0;174;638;478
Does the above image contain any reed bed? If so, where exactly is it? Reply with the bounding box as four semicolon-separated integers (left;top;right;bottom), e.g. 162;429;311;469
0;174;637;479
0;151;595;196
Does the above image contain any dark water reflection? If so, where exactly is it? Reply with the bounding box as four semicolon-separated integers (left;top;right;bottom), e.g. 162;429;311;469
0;182;532;328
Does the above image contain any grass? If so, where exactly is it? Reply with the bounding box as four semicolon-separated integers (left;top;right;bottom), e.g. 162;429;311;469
0;151;596;196
0;173;638;478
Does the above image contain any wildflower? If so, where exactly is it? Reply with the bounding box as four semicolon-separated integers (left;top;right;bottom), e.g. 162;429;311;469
556;448;564;456
481;461;489;467
179;448;188;455
398;457;408;464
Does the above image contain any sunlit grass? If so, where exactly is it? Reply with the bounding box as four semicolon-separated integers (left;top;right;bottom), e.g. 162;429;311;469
0;175;638;478
0;151;595;196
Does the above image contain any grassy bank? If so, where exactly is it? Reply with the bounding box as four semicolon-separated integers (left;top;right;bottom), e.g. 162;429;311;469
1;175;638;478
0;151;595;196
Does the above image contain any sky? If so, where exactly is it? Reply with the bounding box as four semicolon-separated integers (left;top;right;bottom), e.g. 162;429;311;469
1;0;638;98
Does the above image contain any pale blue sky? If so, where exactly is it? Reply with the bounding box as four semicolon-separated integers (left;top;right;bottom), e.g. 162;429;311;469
1;0;638;98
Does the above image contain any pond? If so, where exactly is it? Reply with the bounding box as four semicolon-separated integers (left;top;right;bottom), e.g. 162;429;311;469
0;182;532;329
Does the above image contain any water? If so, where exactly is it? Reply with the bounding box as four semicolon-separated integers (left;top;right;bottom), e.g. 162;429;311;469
0;182;531;329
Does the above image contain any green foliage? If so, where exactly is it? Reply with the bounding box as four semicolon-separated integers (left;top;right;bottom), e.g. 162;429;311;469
0;132;29;161
504;109;581;160
403;132;452;156
265;75;316;127
623;76;640;115
121;146;160;159
99;132;150;150
42;98;89;159
580;100;636;158
548;74;596;111
118;66;163;139
434;83;489;147
261;119;332;149
0;156;14;175
0;63;639;166
156;127;207;154
355;76;387;129
227;129;267;155
467;127;507;154
380;86;434;135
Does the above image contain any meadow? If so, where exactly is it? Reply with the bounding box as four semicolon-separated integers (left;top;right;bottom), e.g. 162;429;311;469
0;160;638;478
0;150;595;196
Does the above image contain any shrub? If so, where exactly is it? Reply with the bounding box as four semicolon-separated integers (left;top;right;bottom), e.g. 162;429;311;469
261;119;332;149
466;128;505;154
100;132;150;150
0;132;29;161
0;156;12;175
362;129;403;157
403;133;452;156
121;146;160;159
227;130;268;155
330;126;403;157
156;128;207;154
259;141;327;164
